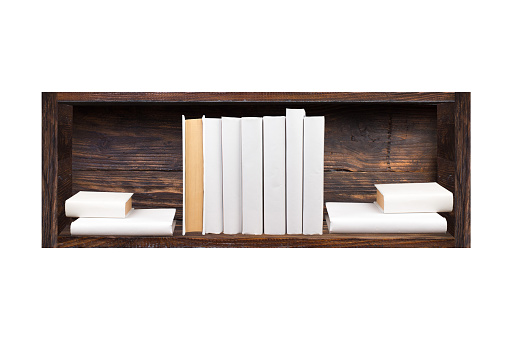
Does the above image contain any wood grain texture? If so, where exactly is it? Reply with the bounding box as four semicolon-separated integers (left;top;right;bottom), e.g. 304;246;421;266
57;92;455;103
73;104;437;173
57;104;73;234
42;93;58;247
455;93;471;248
58;223;454;248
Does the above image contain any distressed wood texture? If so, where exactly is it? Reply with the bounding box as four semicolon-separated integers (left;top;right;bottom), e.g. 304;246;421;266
455;93;471;247
42;93;58;247
42;97;73;247
41;92;470;248
58;224;454;248
58;92;455;103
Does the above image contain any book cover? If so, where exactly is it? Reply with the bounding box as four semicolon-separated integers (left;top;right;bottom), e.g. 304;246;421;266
326;202;447;233
183;117;204;234
303;116;325;235
70;209;177;236
241;117;263;235
65;191;133;218
375;182;454;213
263;116;286;235
286;108;305;234
202;117;223;234
222;117;242;234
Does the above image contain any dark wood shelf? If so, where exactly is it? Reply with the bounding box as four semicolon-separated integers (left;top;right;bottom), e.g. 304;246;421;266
58;225;455;248
43;92;470;248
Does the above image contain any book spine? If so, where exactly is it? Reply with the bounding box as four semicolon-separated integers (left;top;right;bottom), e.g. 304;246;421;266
286;109;305;234
328;215;447;233
202;117;223;234
241;117;263;235
222;117;242;234
263;116;286;235
182;115;186;235
382;193;454;213
184;118;204;233
65;200;129;218
303;116;325;235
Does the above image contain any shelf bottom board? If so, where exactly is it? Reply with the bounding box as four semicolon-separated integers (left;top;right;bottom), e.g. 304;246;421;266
58;225;454;248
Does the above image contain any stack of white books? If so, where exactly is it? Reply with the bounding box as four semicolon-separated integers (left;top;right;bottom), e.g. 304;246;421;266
183;109;325;235
326;182;453;233
66;191;176;236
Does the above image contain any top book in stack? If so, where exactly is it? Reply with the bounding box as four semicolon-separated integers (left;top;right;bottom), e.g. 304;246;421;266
375;182;453;213
65;191;134;218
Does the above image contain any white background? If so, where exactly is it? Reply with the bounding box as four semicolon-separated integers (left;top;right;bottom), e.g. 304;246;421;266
1;1;508;338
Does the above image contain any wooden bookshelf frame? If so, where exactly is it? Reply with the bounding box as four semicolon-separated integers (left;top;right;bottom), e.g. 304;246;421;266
42;92;470;248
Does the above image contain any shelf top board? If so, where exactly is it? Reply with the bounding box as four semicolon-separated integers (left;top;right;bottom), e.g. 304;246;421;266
53;92;456;104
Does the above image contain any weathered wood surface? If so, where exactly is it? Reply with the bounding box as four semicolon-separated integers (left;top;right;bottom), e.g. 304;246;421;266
58;223;454;248
42;93;58;248
58;92;455;103
454;93;471;248
73;104;437;172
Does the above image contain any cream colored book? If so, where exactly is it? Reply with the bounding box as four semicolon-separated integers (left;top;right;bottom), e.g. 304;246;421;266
183;117;204;234
70;209;176;236
65;191;133;218
375;182;453;213
326;202;447;233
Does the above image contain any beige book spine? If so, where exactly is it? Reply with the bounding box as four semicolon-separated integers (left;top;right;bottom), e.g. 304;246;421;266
184;119;204;233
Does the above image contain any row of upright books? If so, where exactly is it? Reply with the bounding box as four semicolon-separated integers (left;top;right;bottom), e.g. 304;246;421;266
183;109;325;235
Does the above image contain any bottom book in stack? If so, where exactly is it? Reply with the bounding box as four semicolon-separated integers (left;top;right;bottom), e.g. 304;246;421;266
71;209;177;236
326;202;447;233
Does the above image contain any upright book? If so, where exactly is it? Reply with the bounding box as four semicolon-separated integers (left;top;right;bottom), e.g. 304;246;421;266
202;117;223;234
375;182;453;213
263;116;286;235
286;108;305;234
65;191;133;218
222;117;242;234
71;209;177;236
182;116;204;235
303;116;325;235
326;202;447;233
241;117;263;235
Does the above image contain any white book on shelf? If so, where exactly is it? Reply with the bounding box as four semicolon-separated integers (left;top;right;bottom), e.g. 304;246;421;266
241;117;263;235
263;116;286;235
286;108;305;234
202;117;223;234
222;117;242;234
65;191;133;218
326;202;447;233
375;182;453;213
303;116;325;235
70;208;177;236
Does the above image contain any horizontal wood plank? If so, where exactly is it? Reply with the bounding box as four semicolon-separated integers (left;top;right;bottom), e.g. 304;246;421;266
58;92;455;103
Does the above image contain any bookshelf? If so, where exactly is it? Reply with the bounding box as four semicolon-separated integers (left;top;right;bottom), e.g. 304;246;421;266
42;92;470;248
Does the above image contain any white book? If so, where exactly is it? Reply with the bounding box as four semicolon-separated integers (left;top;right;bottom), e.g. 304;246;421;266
70;209;177;236
202;117;223;234
241;117;263;235
65;191;133;218
375;182;453;213
326;202;447;233
286;108;305;234
222;117;242;234
263;116;286;235
303;116;325;235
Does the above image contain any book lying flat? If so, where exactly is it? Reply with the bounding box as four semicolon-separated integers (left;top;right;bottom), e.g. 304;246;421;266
375;182;453;213
303;116;325;235
202;117;223;234
222;117;242;234
263;116;286;235
241;117;263;235
70;209;177;236
326;202;447;233
286;109;305;234
183;116;204;234
65;191;133;218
